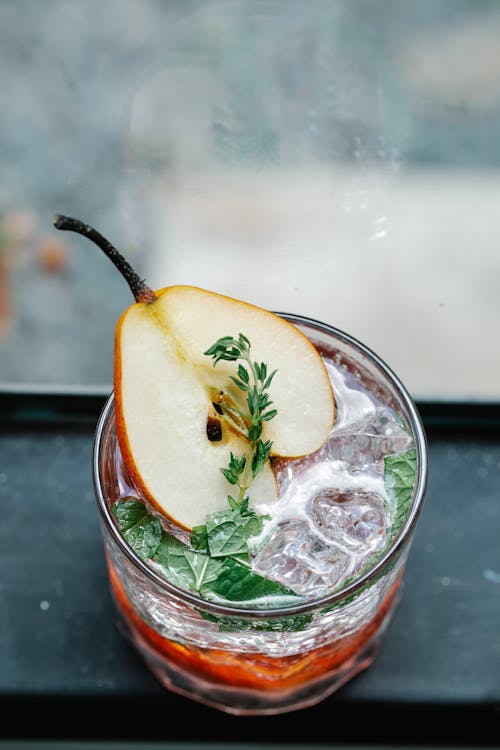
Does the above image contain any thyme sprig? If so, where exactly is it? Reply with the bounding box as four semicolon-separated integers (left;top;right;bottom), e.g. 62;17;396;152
204;333;278;505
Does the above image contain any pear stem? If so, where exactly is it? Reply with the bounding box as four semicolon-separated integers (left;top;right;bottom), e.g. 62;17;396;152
53;214;156;304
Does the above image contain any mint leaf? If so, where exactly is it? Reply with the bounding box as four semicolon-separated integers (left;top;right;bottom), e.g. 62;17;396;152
113;498;305;631
199;610;313;632
190;503;267;560
154;531;284;604
112;499;163;561
155;533;224;594
211;557;298;602
190;524;209;553
112;498;148;531
207;519;249;557
203;507;266;558
384;448;417;538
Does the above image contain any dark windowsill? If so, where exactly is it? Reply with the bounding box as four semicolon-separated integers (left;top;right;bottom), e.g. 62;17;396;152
1;391;499;744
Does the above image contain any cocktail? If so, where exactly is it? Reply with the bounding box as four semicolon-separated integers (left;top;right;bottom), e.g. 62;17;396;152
55;215;427;715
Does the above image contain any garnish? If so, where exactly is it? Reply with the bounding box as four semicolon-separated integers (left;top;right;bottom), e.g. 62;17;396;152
155;532;225;595
204;333;278;505
55;217;334;530
113;498;163;561
112;334;302;624
384;448;417;538
190;497;266;561
199;611;313;633
113;499;303;616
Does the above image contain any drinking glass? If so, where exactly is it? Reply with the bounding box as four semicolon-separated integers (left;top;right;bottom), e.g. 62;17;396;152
93;313;428;715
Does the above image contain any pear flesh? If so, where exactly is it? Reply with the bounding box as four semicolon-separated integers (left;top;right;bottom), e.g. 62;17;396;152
115;285;335;530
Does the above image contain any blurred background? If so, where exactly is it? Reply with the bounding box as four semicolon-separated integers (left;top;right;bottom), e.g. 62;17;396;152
0;0;499;400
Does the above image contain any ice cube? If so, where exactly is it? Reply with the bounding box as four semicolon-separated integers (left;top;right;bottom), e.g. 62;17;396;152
253;457;391;598
251;362;413;600
309;488;388;556
253;519;353;596
325;429;412;469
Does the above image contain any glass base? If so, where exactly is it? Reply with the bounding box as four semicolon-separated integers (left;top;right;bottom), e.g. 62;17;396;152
113;596;394;716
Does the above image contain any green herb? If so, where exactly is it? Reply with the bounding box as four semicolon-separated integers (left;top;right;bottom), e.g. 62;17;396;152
210;556;297;602
384;448;417;537
204;333;277;505
155;532;224;595
113;498;304;618
191;497;267;560
112;498;163;561
199;610;313;632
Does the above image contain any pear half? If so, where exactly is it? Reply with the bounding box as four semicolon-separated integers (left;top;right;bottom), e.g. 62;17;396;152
54;216;335;531
115;286;334;529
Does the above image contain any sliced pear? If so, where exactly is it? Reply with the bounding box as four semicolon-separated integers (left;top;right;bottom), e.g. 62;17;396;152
153;285;335;458
54;215;335;530
115;301;279;529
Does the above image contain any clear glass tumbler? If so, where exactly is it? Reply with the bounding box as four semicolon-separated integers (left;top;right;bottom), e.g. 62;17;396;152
93;313;428;715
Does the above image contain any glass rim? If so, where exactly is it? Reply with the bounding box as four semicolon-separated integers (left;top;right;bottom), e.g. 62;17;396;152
93;312;428;618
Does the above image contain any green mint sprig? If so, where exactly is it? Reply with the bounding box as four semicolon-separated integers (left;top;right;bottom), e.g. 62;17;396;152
199;610;313;633
112;499;305;627
112;498;163;561
204;333;277;505
190;497;267;561
384;448;417;539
